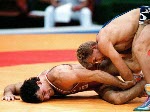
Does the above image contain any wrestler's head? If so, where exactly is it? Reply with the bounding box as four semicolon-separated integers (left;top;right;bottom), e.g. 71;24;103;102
77;41;104;69
20;77;41;103
20;77;53;103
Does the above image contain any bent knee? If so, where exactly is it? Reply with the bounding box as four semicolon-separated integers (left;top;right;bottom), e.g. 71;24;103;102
107;93;125;105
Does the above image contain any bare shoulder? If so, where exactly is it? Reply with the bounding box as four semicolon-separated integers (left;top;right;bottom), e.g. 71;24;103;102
111;8;140;24
97;8;140;44
49;64;77;79
97;24;118;45
71;64;85;69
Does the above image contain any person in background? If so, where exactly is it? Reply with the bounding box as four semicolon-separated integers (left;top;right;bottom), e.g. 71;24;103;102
44;0;92;28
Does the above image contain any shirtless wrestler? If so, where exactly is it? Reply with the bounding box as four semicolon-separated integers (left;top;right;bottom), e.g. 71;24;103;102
2;55;145;105
77;6;150;111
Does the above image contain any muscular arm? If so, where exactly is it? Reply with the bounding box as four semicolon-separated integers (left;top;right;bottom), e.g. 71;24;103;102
97;31;134;81
108;43;134;81
2;82;23;101
75;69;135;90
98;79;146;105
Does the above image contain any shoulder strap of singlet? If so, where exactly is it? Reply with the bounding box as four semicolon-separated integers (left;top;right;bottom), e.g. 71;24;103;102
45;73;79;94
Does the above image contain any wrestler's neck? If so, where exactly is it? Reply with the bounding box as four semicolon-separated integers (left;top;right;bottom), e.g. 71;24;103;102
39;75;55;96
38;70;55;83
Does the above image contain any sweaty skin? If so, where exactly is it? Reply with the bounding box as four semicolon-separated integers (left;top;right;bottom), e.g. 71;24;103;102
2;54;144;103
96;9;140;81
88;54;141;77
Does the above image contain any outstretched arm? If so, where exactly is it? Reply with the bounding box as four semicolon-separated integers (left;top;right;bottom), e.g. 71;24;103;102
76;69;135;90
2;82;23;101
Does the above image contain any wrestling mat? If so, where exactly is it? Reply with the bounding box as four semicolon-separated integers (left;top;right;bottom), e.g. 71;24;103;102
0;33;146;112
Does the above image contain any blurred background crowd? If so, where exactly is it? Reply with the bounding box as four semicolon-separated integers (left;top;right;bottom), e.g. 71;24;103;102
0;0;149;29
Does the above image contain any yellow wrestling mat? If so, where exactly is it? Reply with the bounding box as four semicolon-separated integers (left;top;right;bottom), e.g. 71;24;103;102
0;34;146;112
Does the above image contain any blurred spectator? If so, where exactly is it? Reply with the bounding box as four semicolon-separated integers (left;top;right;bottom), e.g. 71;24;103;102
0;0;28;17
37;0;92;28
16;0;28;15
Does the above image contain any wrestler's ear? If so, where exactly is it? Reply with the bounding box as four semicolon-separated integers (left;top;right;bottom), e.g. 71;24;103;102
91;45;97;49
36;81;42;85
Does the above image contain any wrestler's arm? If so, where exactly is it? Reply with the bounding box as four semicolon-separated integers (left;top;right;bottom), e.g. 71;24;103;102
97;79;146;105
97;31;134;81
2;82;23;101
75;69;135;90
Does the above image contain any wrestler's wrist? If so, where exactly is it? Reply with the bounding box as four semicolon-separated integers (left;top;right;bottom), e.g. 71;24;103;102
133;74;143;83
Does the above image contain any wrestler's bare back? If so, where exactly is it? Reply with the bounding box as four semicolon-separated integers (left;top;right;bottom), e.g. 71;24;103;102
97;8;140;52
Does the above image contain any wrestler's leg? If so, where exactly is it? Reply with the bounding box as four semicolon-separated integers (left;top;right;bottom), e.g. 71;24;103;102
132;24;150;111
133;24;150;83
95;80;145;105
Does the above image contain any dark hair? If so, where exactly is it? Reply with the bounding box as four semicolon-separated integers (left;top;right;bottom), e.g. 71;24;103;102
77;41;97;69
20;77;42;103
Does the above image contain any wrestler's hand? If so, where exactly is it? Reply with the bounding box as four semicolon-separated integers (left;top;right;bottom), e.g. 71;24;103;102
122;80;136;90
133;72;144;83
2;94;20;101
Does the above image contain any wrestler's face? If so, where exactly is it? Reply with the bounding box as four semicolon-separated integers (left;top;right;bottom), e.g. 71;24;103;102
87;48;104;65
36;82;54;102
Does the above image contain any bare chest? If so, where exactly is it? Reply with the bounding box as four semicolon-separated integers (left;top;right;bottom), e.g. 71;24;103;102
114;38;133;52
